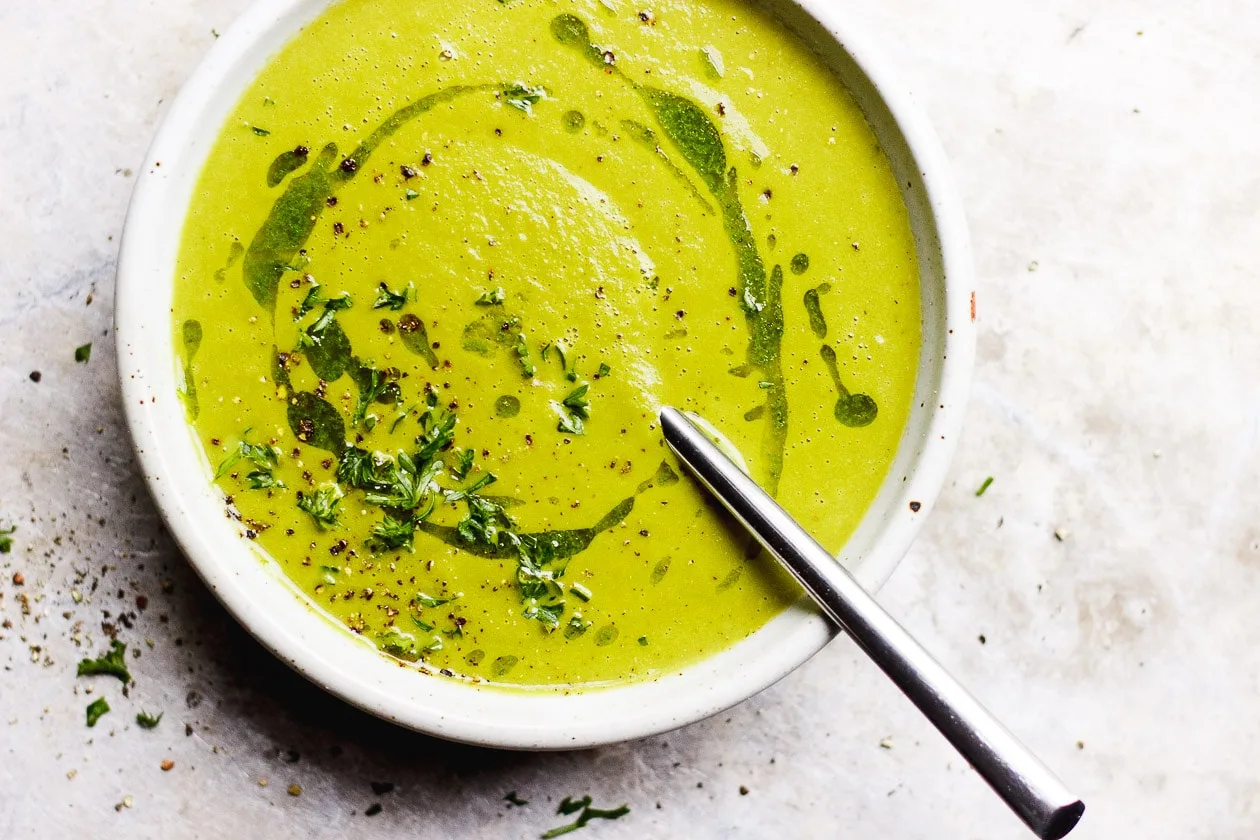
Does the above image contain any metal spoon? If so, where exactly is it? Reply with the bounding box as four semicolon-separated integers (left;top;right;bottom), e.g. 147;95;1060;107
659;406;1084;840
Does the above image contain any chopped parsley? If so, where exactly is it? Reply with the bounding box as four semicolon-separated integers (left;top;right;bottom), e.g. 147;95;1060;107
216;437;282;490
514;332;536;378
77;640;131;683
553;384;590;435
306;292;353;335
504;791;529;807
542;798;629;838
595;363;611;379
373;282;413;311
135;711;163;729
252;126;272;136
362;451;441;512
297;485;343;529
370;515;415;551
0;523;14;554
456;493;512;546
297;283;351;318
85;697;111;728
449;448;476;481
336;446;377;489
502;82;546;114
74;343;92;363
475;287;506;306
352;366;399;428
975;476;994;497
415;593;459;608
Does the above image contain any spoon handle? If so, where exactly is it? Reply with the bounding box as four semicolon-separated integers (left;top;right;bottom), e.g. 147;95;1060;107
660;407;1084;840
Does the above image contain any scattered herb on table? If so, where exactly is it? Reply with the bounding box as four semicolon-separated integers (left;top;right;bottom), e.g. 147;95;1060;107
74;343;92;363
542;796;629;838
77;640;132;683
85;697;111;728
0;523;14;554
136;711;163;729
504;791;529;807
975;476;994;497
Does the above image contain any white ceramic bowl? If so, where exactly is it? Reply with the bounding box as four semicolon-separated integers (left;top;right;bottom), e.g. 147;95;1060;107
116;0;974;749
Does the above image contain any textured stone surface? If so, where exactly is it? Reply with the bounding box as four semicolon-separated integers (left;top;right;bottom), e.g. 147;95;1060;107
1;1;1254;837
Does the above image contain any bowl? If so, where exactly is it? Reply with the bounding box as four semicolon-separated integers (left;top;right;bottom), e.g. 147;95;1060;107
115;0;974;749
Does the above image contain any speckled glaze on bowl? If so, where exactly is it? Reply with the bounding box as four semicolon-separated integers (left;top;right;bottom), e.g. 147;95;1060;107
115;0;974;749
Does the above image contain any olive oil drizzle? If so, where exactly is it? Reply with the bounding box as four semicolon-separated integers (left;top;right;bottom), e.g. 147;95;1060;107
551;12;791;493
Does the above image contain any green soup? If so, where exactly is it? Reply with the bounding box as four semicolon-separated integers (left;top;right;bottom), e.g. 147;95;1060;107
172;0;920;688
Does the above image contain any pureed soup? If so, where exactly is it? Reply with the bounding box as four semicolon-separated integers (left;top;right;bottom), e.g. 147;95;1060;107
172;0;921;688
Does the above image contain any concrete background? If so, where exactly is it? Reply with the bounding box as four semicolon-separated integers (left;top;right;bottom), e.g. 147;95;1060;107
1;0;1255;837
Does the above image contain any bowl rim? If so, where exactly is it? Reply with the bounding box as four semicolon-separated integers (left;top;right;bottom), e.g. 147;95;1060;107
115;0;974;749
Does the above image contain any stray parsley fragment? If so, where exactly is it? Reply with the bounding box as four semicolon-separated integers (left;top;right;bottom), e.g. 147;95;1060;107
553;384;590;435
975;476;994;497
373;281;413;311
216;437;283;489
475;287;506;306
74;343;92;363
297;485;343;529
297;283;351;318
502;82;546;114
542;797;629;838
504;791;529;807
85;697;111;728
136;711;163;729
77;640;131;683
0;523;14;554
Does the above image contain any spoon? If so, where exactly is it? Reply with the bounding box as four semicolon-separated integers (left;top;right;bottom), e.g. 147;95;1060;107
819;344;878;428
659;406;1085;840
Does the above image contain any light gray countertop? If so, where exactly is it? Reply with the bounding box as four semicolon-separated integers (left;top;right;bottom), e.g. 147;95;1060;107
1;1;1253;837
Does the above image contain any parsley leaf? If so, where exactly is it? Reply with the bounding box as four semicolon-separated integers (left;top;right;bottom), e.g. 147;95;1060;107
414;401;457;463
975;476;994;497
74;343;92;363
336;446;379;490
135;710;163;729
595;362;611;379
352;366;400;428
85;697;111;728
502;82;546;114
456;493;513;547
363;451;441;512
504;791;529;807
297;485;343;529
415;592;459;608
514;332;536;378
77;640;131;683
373;282;413;311
475;287;506;306
370;515;415;552
552;384;590;435
216;437;281;486
449;448;475;481
0;524;14;554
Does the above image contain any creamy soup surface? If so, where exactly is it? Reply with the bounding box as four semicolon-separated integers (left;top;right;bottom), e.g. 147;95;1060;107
172;0;921;688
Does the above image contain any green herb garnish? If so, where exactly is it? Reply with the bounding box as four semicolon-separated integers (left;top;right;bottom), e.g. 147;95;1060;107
475;287;506;306
216;437;282;490
252;126;272;136
514;332;536;378
370;515;415;551
74;343;92;363
352;366;398;428
415;593;459;608
0;524;14;554
297;485;343;529
405;188;420;200
449;449;476;481
373;282;413;311
363;451;441;512
595;363;611;379
975;476;994;497
336;446;378;489
135;711;163;729
553;384;590;435
85;697;111;728
77;640;131;683
502;82;546;114
542;798;629;838
504;791;529;807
